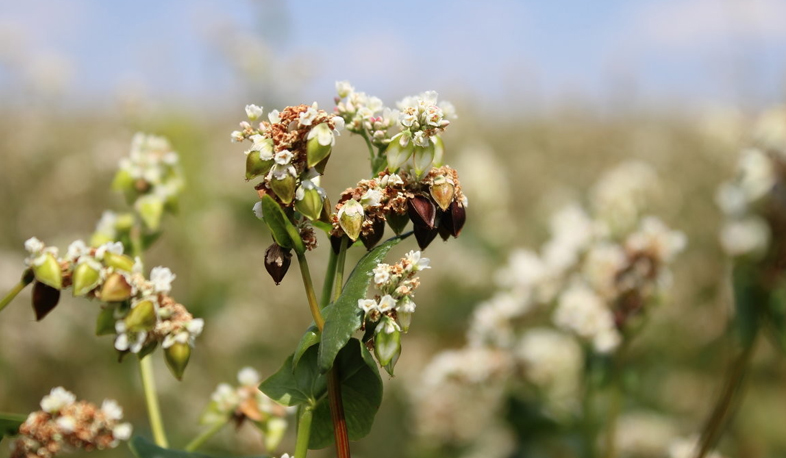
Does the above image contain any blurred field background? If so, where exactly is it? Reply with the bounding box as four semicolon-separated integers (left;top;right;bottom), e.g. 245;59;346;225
1;1;785;458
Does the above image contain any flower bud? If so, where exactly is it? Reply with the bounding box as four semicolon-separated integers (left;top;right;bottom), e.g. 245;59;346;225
269;169;296;205
396;297;416;333
32;280;60;321
412;143;436;179
264;243;292;285
386;211;410;235
306;123;334;168
361;217;386;250
413;222;439;250
103;252;135;272
264;417;288;452
441;201;467;237
338;199;364;241
374;317;401;368
430;177;455;211
246;149;275;181
135;194;164;231
164;341;191;381
385;132;414;172
294;181;324;221
408;195;436;229
33;253;62;290
101;272;133;302
72;261;101;296
125;300;157;332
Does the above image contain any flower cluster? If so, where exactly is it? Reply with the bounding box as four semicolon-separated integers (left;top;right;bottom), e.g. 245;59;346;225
11;388;132;458
333;166;467;250
22;237;203;379
717;107;786;263
200;367;290;453
358;251;430;373
109;133;184;233
334;81;398;147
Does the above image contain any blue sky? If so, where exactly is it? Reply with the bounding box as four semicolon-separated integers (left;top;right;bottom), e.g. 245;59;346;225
1;0;784;112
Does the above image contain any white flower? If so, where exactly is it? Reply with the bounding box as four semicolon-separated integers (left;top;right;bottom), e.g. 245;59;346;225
162;331;189;349
737;148;775;202
253;201;264;220
150;266;176;294
424;105;444;127
332;116;345;133
231;131;244;142
299;102;319;126
24;237;45;254
338;199;363;218
373;264;390;286
405;250;430;271
274;149;294;166
102;399;124;421
245;104;264;120
720;217;770;257
400;111;417;128
95;241;124;260
211;383;240;412
412;131;429;147
40;387;76;413
186;318;204;336
381;173;404;187
378;295;397;312
238;367;260;386
553;282;619;353
268;109;281;124
626;217;687;263
358;298;378;314
336;81;354;98
56;416;77;433
361;188;383;208
112;423;133;441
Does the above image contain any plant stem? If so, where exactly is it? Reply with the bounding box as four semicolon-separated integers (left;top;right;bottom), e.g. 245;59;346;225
139;355;169;448
332;237;348;303
0;280;29;314
582;350;598;458
296;252;325;330
294;407;314;458
602;340;630;458
694;333;758;458
320;248;338;309
185;420;227;452
360;132;376;164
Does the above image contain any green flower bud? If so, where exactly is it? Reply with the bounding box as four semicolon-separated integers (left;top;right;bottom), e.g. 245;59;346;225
385;131;414;172
32;253;62;290
246;147;275;181
397;297;416;333
338;199;364;241
95;306;116;335
264;417;288;452
72;261;101;296
135;194;164;231
32;281;60;321
101;272;133;302
374;317;402;368
125;300;157;332
269;168;296;205
430;176;455;211
412;142;436;179
294;180;324;221
165;341;191;381
306;123;334;168
111;168;134;194
103;252;135;272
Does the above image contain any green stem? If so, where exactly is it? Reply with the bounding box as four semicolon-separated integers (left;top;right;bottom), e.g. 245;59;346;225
694;333;758;458
360;131;376;164
294;407;314;458
296;252;325;330
332;237;348;303
0;279;30;314
582;350;598;458
320;248;339;309
184;420;227;452
602;340;630;458
139;355;169;448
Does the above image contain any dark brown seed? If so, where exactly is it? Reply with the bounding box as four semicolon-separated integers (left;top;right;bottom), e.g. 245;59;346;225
408;195;436;229
441;201;466;237
32;280;60;321
264;243;293;285
361;217;386;250
330;234;346;254
413;222;439;250
437;212;452;241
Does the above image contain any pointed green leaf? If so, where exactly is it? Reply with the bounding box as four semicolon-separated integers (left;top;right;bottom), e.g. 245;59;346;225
309;339;383;449
318;234;409;373
258;345;327;407
0;413;25;438
260;194;305;254
129;435;268;458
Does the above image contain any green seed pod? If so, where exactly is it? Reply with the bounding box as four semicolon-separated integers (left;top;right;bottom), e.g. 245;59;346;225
338;199;364;241
269;172;296;205
246;149;275;181
101;272;133;302
125;300;157;332
306;123;334;168
385;132;414;172
103;252;135;272
135;194;165;231
294;181;324;221
430;177;455;211
32;253;62;290
412;142;436;179
165;341;191;381
374;317;402;368
72;261;101;296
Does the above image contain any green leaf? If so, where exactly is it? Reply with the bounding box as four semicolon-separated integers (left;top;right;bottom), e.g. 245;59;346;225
318;234;408;373
732;264;767;347
293;326;320;369
0;413;25;438
309;339;383;449
260;194;305;254
258;345;327;407
129;435;268;458
764;280;786;352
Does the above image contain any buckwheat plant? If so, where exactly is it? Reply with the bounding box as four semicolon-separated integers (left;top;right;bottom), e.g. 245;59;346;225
412;161;687;458
691;107;786;458
229;81;465;458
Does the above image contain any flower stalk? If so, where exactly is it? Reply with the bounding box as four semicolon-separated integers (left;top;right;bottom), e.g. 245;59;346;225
185;419;227;452
139;355;168;447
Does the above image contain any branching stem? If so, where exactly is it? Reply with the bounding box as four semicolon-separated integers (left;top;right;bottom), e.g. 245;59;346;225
184;419;227;452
